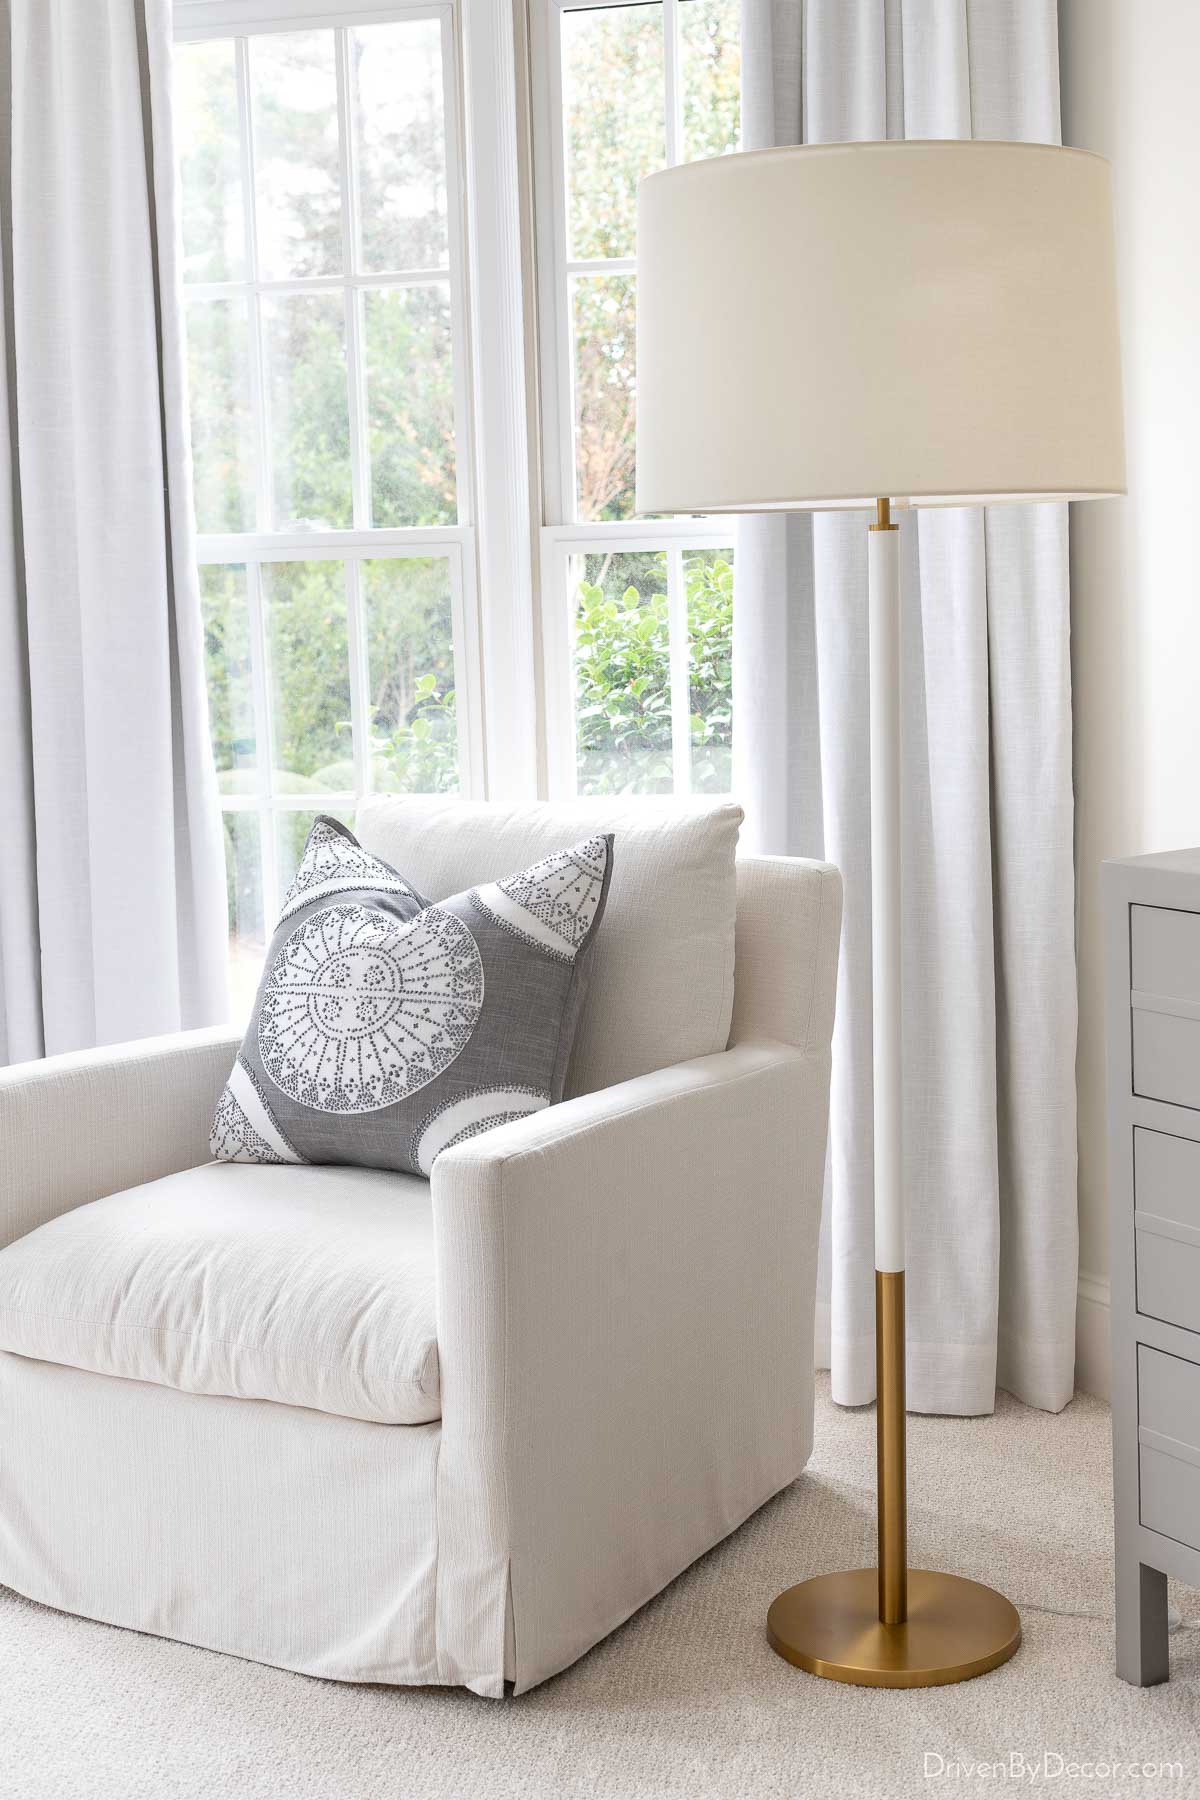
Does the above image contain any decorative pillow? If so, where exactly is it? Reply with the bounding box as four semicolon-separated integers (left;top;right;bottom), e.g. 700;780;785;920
210;816;614;1179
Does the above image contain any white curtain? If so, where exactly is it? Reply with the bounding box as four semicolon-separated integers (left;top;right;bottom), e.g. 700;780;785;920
735;0;1078;1415
0;0;228;1063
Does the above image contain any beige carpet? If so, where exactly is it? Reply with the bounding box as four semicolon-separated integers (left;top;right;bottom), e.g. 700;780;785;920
2;1380;1198;1800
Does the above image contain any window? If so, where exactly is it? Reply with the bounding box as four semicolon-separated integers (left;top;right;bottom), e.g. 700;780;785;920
175;2;484;1013
174;0;742;1007
531;0;741;799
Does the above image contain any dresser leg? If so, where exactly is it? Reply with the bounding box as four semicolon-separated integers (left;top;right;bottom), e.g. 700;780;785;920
1116;1560;1169;1686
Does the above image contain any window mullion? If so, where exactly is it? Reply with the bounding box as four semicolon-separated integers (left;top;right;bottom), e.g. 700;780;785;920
542;0;576;528
448;544;487;798
235;36;271;536
460;0;540;798
236;40;275;923
244;559;279;923
188;269;453;298
666;544;691;794
343;555;372;800
441;10;474;532
565;257;636;278
539;534;578;802
335;27;371;531
664;0;681;168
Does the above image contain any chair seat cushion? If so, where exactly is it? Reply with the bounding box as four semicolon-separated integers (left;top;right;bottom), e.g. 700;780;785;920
0;1162;440;1424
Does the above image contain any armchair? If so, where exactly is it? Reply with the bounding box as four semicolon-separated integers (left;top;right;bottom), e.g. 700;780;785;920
0;802;841;1696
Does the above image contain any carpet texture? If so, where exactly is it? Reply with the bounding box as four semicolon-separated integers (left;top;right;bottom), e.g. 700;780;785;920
2;1380;1197;1800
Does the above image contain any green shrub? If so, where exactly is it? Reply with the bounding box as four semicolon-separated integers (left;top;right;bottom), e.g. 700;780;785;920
574;552;733;794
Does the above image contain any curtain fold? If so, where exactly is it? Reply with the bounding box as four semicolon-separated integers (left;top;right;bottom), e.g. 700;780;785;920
735;0;1078;1414
0;0;228;1062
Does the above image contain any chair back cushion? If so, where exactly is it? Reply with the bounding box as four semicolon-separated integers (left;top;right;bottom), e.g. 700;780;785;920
356;798;742;1096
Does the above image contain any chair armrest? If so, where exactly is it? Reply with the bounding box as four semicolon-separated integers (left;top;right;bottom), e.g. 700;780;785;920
430;1036;831;1692
0;1026;240;1249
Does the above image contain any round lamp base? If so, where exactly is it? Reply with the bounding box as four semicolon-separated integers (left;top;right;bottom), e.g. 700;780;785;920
766;1568;1020;1689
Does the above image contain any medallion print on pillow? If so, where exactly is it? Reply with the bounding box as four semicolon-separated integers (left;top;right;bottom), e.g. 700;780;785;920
277;815;413;924
410;1086;549;1177
472;835;609;961
258;903;484;1113
210;814;614;1178
209;1056;303;1165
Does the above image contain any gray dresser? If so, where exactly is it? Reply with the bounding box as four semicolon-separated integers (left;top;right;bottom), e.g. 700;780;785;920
1103;849;1200;1685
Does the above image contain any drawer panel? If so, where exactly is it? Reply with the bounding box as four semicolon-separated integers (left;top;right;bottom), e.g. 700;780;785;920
1132;1006;1200;1110
1138;1346;1200;1549
1134;1128;1200;1333
1132;904;1200;1001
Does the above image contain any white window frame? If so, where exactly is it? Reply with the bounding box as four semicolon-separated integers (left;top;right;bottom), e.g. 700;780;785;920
174;0;539;905
528;0;738;802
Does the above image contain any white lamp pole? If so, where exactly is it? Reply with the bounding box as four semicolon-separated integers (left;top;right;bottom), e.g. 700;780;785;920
635;138;1125;1686
867;500;907;1630
868;507;903;1281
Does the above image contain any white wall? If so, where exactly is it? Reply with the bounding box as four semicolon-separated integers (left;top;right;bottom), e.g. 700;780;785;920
1060;0;1200;1398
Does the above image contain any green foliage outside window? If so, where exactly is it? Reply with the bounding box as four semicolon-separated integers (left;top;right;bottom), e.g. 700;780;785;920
202;558;460;799
367;677;459;795
574;551;733;795
686;551;734;792
565;0;741;521
201;553;461;921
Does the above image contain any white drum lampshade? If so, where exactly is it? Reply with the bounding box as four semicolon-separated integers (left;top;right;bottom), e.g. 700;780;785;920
636;139;1125;515
634;136;1125;1690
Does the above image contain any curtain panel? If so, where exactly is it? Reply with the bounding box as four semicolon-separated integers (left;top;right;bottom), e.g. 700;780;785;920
0;0;228;1061
735;0;1078;1414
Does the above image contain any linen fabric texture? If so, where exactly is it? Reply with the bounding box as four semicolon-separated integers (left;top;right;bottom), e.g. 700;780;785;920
0;0;229;1064
0;1161;441;1424
210;817;613;1178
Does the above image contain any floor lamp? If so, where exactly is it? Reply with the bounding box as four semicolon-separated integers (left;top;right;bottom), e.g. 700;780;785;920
636;139;1124;1687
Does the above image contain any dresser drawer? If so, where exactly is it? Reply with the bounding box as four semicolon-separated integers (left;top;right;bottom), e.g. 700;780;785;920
1135;1128;1200;1334
1138;1346;1200;1549
1132;907;1200;1109
1133;904;1200;998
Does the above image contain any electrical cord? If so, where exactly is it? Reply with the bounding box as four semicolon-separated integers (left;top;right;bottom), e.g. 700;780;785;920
1013;1600;1199;1632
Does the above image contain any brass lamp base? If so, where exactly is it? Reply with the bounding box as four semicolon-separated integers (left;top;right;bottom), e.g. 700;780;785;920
767;1567;1021;1689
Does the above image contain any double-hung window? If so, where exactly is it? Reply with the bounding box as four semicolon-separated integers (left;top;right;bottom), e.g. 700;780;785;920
530;0;741;800
174;0;743;1007
175;0;483;1011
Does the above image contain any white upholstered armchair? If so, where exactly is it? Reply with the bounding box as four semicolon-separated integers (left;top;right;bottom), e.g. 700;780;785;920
0;800;840;1696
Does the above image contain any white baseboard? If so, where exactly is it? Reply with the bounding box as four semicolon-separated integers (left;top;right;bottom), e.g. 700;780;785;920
1075;1270;1111;1401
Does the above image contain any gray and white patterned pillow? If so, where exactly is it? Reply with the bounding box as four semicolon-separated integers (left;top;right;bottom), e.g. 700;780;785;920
211;816;614;1178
